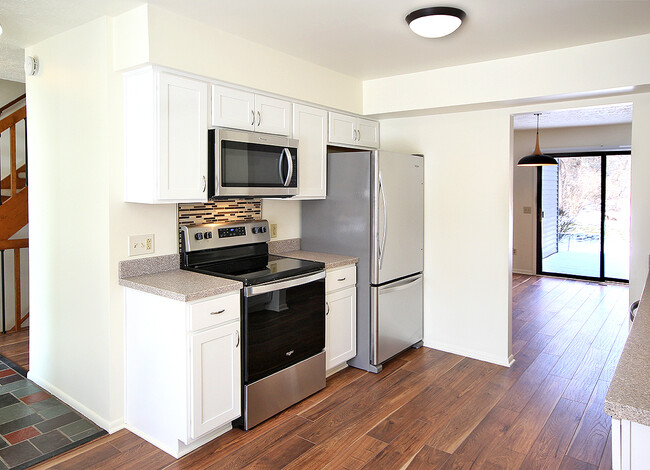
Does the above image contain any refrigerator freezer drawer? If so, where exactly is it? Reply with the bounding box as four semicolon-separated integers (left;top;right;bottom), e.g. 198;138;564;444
371;274;423;365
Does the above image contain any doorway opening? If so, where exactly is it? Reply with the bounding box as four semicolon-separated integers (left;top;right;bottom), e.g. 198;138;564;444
537;151;630;282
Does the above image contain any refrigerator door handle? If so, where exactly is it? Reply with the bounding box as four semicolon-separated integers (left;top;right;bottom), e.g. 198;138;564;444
378;172;387;269
379;275;422;295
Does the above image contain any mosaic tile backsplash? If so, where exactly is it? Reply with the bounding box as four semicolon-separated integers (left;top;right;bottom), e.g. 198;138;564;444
178;199;262;227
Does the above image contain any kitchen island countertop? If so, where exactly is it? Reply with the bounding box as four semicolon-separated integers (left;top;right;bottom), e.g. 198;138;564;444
605;271;650;425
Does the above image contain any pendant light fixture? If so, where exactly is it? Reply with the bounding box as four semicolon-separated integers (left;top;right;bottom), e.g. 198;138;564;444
405;7;466;38
517;113;558;166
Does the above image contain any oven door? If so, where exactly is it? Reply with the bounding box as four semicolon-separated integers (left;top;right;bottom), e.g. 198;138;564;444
209;128;298;197
243;271;325;384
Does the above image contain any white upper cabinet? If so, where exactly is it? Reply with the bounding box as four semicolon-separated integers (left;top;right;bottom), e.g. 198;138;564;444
292;104;327;199
124;68;208;204
356;118;380;148
255;95;292;136
210;85;255;131
328;112;379;148
211;85;292;136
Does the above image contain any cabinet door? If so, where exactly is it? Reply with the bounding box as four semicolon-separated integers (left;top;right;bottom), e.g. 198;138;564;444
328;112;357;146
190;322;241;439
293;104;327;199
357;118;379;148
211;85;255;131
326;287;357;371
158;73;208;201
255;95;292;136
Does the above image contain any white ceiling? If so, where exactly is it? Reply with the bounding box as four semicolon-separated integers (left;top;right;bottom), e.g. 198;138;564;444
513;103;634;130
2;0;650;83
0;0;648;128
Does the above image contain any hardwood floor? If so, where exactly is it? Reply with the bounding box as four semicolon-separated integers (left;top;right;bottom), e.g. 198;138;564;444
33;275;627;469
0;327;29;371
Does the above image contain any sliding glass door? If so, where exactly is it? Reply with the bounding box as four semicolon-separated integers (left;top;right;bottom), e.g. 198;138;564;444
537;152;630;282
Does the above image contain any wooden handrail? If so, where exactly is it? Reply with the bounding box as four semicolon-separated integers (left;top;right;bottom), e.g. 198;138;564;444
0;239;28;250
0;106;26;134
0;94;26;116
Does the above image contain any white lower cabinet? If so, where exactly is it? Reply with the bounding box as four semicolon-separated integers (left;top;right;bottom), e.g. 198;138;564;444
611;417;650;470
190;322;240;440
325;265;357;375
125;289;241;458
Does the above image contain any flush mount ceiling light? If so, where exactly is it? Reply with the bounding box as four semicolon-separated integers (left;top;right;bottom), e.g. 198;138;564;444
517;113;558;166
405;6;466;38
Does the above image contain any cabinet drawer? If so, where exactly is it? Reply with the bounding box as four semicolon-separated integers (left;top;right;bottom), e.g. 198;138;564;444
189;294;240;331
326;265;356;293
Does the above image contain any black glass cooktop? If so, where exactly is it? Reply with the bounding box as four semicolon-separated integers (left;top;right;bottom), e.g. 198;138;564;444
185;254;325;286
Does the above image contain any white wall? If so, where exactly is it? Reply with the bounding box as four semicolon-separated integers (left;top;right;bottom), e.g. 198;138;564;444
512;123;633;274
26;18;113;427
380;110;514;366
364;34;650;116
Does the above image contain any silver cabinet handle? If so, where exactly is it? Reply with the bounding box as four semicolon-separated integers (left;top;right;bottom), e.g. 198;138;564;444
326;302;330;315
201;176;206;192
356;130;360;141
353;129;357;141
251;110;255;126
235;330;240;347
257;111;261;126
337;277;346;281
209;309;225;315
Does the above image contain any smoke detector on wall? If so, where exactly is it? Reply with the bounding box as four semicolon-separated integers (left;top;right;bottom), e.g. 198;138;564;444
24;56;39;76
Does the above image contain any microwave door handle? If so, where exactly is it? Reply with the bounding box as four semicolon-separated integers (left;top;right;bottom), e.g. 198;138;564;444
283;148;294;187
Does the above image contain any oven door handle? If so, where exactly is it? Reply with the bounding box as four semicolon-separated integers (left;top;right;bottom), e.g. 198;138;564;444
244;270;326;297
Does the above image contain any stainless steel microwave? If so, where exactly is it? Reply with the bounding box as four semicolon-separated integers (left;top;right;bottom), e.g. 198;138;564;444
208;128;298;198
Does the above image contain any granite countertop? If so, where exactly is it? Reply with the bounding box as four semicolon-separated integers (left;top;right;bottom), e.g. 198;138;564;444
605;272;650;425
118;254;242;302
281;250;358;270
120;270;242;302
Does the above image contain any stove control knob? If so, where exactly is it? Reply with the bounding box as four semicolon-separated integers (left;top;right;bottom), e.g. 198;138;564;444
252;227;260;234
194;233;203;240
205;232;213;239
261;226;267;233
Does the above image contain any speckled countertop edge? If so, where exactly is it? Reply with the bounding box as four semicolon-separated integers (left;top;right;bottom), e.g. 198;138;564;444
118;254;180;279
268;238;301;254
280;250;358;270
605;272;650;425
120;270;242;302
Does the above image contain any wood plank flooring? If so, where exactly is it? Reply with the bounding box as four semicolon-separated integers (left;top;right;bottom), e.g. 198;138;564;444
32;274;626;469
0;328;29;371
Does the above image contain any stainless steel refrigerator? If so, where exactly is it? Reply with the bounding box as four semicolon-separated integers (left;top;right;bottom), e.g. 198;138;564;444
301;150;423;373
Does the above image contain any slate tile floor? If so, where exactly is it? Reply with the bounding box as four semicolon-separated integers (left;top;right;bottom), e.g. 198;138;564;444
0;356;106;469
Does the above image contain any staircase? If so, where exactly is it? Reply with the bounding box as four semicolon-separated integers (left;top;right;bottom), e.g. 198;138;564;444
0;98;29;332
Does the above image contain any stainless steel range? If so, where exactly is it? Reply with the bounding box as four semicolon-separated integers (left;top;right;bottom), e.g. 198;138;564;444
180;219;326;430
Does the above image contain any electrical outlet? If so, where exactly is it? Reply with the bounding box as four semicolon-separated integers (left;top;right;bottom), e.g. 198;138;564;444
270;224;278;238
129;234;155;256
523;206;532;214
513;248;517;255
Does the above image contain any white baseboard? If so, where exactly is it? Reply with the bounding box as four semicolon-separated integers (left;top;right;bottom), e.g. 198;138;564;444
26;371;114;431
125;422;232;458
425;340;514;367
513;269;535;275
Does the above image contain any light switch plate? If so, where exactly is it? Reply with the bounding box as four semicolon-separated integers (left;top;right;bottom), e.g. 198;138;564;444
129;234;155;256
523;206;532;214
270;224;278;238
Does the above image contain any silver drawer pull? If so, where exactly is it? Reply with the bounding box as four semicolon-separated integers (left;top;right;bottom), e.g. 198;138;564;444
210;309;226;315
337;277;346;281
326;302;330;315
